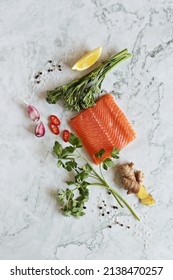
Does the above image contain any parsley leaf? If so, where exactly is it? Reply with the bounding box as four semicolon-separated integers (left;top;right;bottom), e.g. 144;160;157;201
75;171;90;183
53;141;63;158
82;164;92;173
61;146;76;158
102;158;113;170
68;133;82;148
110;147;120;159
64;160;77;172
95;148;105;158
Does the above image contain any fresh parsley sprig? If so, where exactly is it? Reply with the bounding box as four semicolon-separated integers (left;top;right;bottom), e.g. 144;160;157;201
53;133;140;220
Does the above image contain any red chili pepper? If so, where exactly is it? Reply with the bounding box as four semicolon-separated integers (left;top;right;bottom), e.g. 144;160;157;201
49;122;60;135
49;115;61;126
63;130;70;142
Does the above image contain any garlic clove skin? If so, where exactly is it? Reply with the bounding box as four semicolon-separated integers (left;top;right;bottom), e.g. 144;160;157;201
28;105;40;122
35;122;45;137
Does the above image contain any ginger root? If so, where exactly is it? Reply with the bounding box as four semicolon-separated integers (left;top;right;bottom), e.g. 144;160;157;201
118;162;144;194
118;162;155;205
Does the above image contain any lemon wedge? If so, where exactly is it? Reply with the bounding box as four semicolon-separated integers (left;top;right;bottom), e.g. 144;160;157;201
137;185;156;206
141;194;155;205
72;47;102;71
137;185;148;200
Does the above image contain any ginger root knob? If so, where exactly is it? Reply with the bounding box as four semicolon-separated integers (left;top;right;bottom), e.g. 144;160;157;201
118;162;144;194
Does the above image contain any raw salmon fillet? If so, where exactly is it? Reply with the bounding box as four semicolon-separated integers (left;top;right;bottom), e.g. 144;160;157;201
69;94;136;164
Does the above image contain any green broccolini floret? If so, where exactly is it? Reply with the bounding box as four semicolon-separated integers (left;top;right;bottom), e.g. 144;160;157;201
46;49;131;111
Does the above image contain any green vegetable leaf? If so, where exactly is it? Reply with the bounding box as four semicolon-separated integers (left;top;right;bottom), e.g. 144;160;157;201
95;148;105;158
61;146;76;158
102;158;113;170
68;133;82;148
53;141;63;158
57;160;62;168
57;190;66;202
65;188;74;200
79;185;89;197
64;209;72;217
57;186;88;218
64;160;77;172
73;211;85;217
82;164;92;173
66;181;75;185
110;147;120;159
75;171;89;183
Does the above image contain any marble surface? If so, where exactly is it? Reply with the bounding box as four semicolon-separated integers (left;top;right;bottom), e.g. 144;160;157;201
0;0;173;260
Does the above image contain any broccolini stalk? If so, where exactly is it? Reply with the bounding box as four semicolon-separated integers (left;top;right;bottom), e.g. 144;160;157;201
46;49;131;111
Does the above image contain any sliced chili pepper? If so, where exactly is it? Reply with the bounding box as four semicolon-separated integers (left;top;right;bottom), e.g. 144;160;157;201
49;115;61;125
49;122;60;135
63;130;70;142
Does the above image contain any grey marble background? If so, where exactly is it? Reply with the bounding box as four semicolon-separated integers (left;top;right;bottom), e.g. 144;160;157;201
0;0;173;259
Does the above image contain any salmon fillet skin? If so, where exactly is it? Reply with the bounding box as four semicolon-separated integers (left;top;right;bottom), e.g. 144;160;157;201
69;94;136;164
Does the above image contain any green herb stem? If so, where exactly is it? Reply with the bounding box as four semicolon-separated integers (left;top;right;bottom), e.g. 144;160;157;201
76;150;140;220
110;188;140;221
100;54;131;78
89;183;106;187
99;164;105;181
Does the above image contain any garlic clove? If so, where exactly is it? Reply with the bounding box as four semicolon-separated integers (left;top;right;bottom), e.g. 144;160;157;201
35;122;45;137
28;105;40;122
